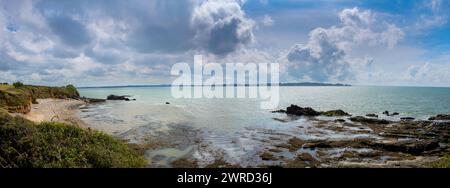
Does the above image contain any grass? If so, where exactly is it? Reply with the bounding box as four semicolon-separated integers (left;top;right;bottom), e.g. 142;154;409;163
0;84;80;113
0;110;147;168
0;84;14;91
430;155;450;168
428;147;450;168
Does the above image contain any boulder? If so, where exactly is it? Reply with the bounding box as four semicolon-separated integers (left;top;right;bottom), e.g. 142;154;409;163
400;117;415;121
429;114;450;121
271;109;286;113
322;109;351;116
383;111;390;116
85;98;106;103
392;112;399;116
260;152;277;161
286;105;321;116
366;113;378;118
334;119;346;123
107;95;131;101
350;116;391;124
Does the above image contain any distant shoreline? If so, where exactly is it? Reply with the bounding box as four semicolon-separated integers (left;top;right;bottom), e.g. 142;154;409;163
77;82;351;89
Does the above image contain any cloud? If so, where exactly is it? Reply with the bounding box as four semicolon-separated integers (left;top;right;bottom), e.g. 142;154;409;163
262;15;274;27
47;16;91;48
191;0;255;55
405;62;450;84
285;29;352;82
427;0;443;12
0;0;256;86
339;7;373;27
284;7;404;82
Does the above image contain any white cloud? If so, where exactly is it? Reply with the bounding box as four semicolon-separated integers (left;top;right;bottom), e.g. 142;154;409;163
0;71;17;83
191;0;255;55
262;15;274;27
0;0;257;86
284;7;404;82
428;0;443;12
405;62;450;84
339;7;373;27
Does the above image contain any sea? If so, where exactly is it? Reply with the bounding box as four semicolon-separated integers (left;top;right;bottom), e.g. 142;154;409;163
77;86;450;167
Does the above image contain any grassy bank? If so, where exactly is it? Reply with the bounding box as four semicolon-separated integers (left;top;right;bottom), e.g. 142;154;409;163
0;83;147;168
0;109;146;168
0;83;79;113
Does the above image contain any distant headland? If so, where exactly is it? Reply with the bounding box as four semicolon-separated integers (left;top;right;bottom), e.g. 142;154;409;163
77;82;351;89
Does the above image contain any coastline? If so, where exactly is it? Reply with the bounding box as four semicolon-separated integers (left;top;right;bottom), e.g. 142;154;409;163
13;98;88;127
10;98;449;168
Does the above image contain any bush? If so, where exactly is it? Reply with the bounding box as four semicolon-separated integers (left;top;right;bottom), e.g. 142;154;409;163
12;82;24;88
66;84;79;97
0;111;147;168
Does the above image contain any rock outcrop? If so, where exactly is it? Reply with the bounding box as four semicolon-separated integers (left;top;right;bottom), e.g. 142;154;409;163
107;95;133;101
275;105;350;117
366;113;378;118
429;114;450;121
349;116;391;124
322;110;351;116
286;105;321;116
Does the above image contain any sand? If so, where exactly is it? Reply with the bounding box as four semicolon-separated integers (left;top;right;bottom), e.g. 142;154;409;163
16;99;87;127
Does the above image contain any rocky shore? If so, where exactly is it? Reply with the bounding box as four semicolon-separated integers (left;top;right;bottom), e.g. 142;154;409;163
10;87;448;168
263;105;450;168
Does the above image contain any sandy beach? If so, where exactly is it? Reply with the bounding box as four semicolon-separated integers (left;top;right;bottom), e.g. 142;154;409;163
15;99;87;127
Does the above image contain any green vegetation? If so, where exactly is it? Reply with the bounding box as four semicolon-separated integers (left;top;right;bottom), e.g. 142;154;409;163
12;82;24;88
430;156;450;168
428;148;450;168
0;110;147;168
65;84;79;97
0;84;80;113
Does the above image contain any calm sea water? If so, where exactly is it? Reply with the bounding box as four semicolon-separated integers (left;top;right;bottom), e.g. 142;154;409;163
77;86;450;166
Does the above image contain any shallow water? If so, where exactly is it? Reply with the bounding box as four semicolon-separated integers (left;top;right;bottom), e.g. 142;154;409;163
78;86;450;166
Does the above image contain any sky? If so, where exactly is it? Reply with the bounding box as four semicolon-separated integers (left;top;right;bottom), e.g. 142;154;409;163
1;0;450;87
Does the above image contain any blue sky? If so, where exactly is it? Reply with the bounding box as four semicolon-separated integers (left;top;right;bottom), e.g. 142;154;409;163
1;0;450;87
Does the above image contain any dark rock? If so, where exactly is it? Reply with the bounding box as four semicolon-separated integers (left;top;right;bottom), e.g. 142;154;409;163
350;116;391;124
271;109;286;113
286;105;321;116
107;95;131;101
260;152;277;161
429;114;450;121
383;111;390;116
297;153;316;161
132;99;136;101
165;102;170;104
334;119;346;123
322;109;351;116
81;97;106;103
366;113;378;118
287;137;306;150
400;117;415;121
392;112;399;116
367;139;440;155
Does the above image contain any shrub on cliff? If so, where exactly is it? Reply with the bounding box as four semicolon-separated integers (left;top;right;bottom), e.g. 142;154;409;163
0;84;81;113
12;82;24;88
0;110;147;168
65;84;79;97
